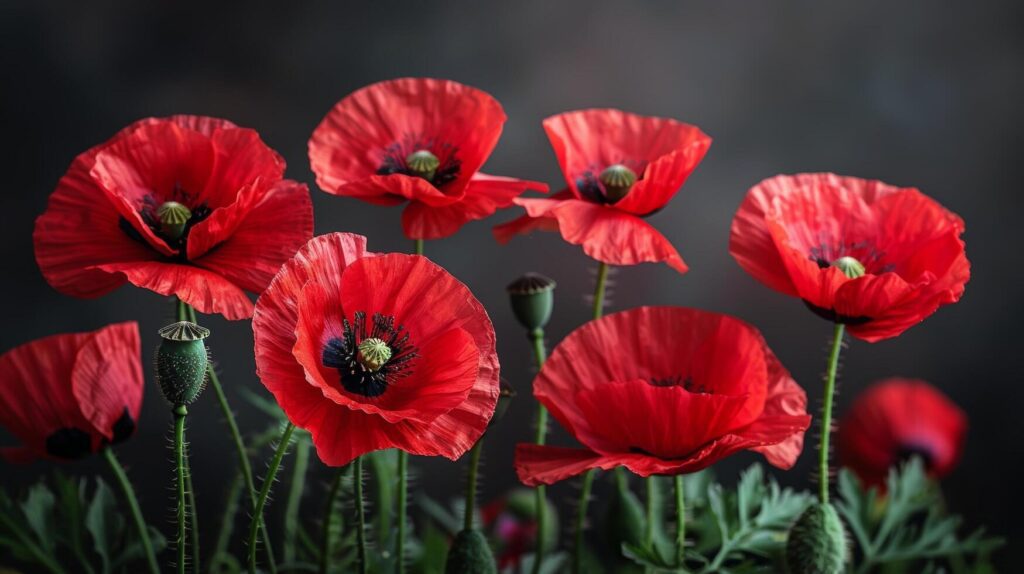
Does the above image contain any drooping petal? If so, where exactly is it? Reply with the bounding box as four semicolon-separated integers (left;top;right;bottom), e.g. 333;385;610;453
94;260;254;320
71;322;144;443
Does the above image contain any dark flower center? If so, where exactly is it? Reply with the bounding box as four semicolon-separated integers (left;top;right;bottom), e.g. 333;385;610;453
119;182;211;259
45;427;92;459
808;241;893;275
321;311;417;398
576;162;644;205
649;375;711;394
377;137;461;188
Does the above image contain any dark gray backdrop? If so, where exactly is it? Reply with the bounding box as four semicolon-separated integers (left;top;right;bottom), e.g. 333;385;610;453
2;1;1020;569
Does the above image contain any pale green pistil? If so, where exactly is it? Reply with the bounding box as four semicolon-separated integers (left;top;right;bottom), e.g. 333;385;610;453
357;338;392;371
832;256;866;279
157;201;192;240
406;149;440;181
599;164;637;203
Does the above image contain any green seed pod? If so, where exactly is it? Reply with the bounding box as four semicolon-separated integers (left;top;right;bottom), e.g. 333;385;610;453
406;149;440;181
157;201;192;240
785;502;849;574
832;256;866;279
599;163;637;203
606;474;646;549
156;321;210;407
507;273;556;332
445;528;497;574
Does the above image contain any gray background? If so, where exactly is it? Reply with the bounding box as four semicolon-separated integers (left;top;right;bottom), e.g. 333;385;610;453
1;0;1020;568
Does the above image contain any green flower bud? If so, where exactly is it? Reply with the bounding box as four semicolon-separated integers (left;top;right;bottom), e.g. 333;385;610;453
156;321;210;407
357;337;391;371
507;273;556;332
445;529;497;574
785;502;849;574
406;149;440;181
157;201;192;240
832;256;866;279
599;164;637;203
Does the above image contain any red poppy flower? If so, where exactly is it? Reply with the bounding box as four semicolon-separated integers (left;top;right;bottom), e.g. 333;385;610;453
34;115;314;320
253;232;500;466
0;322;143;463
729;173;969;342
493;109;712;273
482;492;540;570
514;307;810;486
838;378;967;488
308;78;547;240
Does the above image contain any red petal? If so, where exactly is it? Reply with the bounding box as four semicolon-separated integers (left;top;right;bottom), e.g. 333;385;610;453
402;173;549;240
71;322;144;441
94;261;254;320
514;444;624;487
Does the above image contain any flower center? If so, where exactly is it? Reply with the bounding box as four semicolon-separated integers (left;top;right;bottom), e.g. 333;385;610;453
377;138;462;188
405;150;440;182
118;183;212;257
322;311;417;397
598;164;637;203
157;201;192;239
832;256;866;279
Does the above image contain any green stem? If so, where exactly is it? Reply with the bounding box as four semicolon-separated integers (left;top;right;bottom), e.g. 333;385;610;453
413;238;424;256
396;450;408;573
529;328;549;574
320;467;346;574
212;469;243;571
103;448;160;574
184;453;199;573
176;299;277;572
0;510;66;574
248;423;296;574
284;435;311;563
572;469;596;574
675;475;685;567
819;323;846;503
592;262;609;320
355;456;368;574
645;477;655;549
174;406;188;574
463;440;484;531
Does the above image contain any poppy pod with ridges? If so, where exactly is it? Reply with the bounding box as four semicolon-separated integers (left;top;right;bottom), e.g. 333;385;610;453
156;321;210;406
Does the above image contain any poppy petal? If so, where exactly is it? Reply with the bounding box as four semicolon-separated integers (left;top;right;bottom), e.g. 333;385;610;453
71;322;143;443
93;260;254;320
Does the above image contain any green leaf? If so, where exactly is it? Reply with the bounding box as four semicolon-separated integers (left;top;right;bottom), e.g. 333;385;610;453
20;481;57;552
85;478;124;574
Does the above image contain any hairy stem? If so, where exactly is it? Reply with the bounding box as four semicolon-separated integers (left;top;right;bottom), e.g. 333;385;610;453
247;423;296;574
184;454;199;573
463;439;484;531
174;407;188;574
819;323;846;503
283;435;311;563
103;448;160;574
355;456;368;574
529;328;549;574
320;467;346;574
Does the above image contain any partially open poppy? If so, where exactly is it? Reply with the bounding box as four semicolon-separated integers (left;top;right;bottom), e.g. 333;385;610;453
0;322;143;462
514;307;810;485
308;78;547;239
253;232;500;466
729;173;969;342
34;115;314;320
839;378;967;488
494;109;711;273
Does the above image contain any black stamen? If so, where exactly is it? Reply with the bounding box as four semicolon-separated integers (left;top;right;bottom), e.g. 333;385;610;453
377;138;461;187
322;311;418;398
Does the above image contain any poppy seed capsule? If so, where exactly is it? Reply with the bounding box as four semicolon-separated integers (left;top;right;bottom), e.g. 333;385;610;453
507;273;556;333
406;149;440;182
832;256;866;279
157;201;192;240
357;337;392;371
444;529;497;574
599;163;637;203
156;321;210;406
785;502;849;574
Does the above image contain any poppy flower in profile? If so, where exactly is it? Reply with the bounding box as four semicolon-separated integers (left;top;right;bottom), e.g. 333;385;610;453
308;78;548;240
729;173;970;342
253;232;500;466
493;109;711;273
514;307;810;486
0;322;143;463
839;378;967;488
34;115;314;320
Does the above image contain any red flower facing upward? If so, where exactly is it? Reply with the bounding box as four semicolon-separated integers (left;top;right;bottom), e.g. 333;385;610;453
35;115;314;320
253;232;500;466
514;307;810;486
494;109;711;273
0;322;143;463
839;378;967;488
729;173;969;342
308;78;548;240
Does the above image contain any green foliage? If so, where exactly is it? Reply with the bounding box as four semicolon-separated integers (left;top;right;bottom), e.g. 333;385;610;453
785;502;848;574
835;457;1004;574
0;474;166;574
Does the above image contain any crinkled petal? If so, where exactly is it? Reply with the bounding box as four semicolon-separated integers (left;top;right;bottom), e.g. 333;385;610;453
71;322;143;442
93;261;254;320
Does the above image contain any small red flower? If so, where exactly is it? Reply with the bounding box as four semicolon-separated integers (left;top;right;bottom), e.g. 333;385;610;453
34;115;314;320
729;173;969;342
0;322;143;463
514;307;810;486
494;109;711;273
308;78;547;239
839;378;967;488
253;232;500;466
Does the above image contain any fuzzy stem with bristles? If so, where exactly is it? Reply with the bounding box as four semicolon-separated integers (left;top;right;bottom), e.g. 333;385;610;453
320;467;346;574
355;456;369;574
284;435;311;564
247;423;296;574
184;452;199;573
463;439;484;531
819;323;846;503
174;407;188;574
103;448;160;574
529;328;549;574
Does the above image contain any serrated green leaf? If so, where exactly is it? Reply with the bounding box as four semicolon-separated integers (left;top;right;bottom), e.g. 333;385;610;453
85;478;123;574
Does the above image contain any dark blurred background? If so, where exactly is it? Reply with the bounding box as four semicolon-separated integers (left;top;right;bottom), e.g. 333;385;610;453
1;0;1021;569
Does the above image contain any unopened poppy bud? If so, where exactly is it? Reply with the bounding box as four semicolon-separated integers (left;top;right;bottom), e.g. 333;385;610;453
406;149;440;182
445;528;497;574
832;256;866;279
599;164;637;203
507;273;556;333
156;321;210;407
785;502;849;574
357;337;392;371
157;201;192;239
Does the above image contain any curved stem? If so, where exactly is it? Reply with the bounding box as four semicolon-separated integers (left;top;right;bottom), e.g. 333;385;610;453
248;423;296;574
319;467;346;574
572;469;595;574
355;456;368;574
819;323;846;503
174;407;188;574
284;436;311;563
103;448;160;574
675;475;685;567
592;262;609;320
463;440;484;531
529;328;549;574
396;450;408;573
